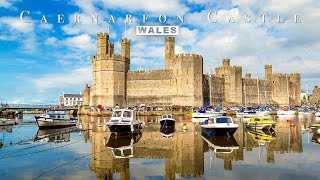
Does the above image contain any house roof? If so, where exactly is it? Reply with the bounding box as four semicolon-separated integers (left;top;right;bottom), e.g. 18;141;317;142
63;94;82;98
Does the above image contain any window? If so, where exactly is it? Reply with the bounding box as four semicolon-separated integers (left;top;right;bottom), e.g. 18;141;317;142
123;111;132;118
112;111;122;117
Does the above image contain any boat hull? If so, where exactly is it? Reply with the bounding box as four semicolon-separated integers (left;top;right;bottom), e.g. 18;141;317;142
201;127;238;136
107;124;141;134
315;112;320;117
36;119;77;130
277;111;296;115
0;119;16;126
246;123;276;130
159;119;175;126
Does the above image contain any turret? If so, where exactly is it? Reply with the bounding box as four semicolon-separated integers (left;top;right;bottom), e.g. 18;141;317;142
121;38;131;72
245;73;251;79
265;65;272;80
223;58;230;67
97;32;109;55
165;37;175;69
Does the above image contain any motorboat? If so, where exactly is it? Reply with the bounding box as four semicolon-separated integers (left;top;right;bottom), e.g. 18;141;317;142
159;114;175;127
34;126;78;143
192;108;215;118
246;128;276;143
315;112;320;117
245;116;276;130
201;131;239;153
160;121;175;138
105;109;143;135
311;133;320;145
0;118;17;126
200;116;238;136
277;107;296;115
310;123;320;134
236;107;257;118
35;110;77;129
104;133;142;158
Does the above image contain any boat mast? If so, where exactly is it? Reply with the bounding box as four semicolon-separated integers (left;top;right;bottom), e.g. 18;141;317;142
286;74;290;106
209;65;212;106
257;75;260;106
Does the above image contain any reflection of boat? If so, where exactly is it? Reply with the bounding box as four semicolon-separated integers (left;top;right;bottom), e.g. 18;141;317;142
311;133;320;145
105;109;143;134
277;107;296;115
310;124;320;134
35;110;77;129
159;114;175;126
201;131;239;153
201;116;238;136
247;128;276;143
0;125;13;133
34;126;78;143
245;116;276;130
160;125;175;138
104;133;142;158
0;118;16;126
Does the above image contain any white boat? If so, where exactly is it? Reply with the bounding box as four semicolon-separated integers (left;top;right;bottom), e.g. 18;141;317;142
277;108;296;115
0;118;16;126
105;109;142;134
159;114;175;127
201;116;238;136
104;133;142;158
35;110;77;129
315;112;320;117
192;108;225;118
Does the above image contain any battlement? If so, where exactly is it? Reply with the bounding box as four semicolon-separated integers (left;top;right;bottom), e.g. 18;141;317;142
129;69;171;74
245;73;251;79
121;38;131;43
92;54;124;60
97;32;109;39
175;53;202;60
223;58;230;66
290;73;300;78
165;37;175;41
265;65;272;69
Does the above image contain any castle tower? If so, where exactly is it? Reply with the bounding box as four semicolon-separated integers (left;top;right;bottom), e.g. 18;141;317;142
215;59;243;106
289;73;301;106
121;38;131;72
165;37;175;69
265;65;272;80
90;32;128;107
97;33;109;55
82;84;90;106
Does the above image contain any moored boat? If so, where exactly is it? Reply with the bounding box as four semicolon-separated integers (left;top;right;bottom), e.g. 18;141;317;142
35;110;77;129
201;116;238;136
277;107;296;115
0;118;17;126
105;109;143;135
245;116;276;130
315;112;320;117
159;114;175;127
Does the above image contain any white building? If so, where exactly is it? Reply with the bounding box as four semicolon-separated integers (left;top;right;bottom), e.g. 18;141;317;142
60;93;83;107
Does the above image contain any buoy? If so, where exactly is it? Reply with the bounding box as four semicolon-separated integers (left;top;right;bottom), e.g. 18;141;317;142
182;125;187;130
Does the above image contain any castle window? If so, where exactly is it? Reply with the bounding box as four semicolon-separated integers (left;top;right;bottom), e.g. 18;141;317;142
273;81;275;83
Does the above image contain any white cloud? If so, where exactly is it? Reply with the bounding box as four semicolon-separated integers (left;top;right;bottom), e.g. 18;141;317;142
62;34;96;51
44;37;58;46
0;0;20;9
102;0;189;15
0;16;34;33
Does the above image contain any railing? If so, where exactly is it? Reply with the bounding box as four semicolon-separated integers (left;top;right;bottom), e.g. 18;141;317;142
0;104;58;109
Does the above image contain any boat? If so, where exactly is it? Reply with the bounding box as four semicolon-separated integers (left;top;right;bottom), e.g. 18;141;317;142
311;133;320;145
105;109;143;135
200;116;238;136
35;110;78;129
245;116;276;130
159;114;175;127
192;108;215;118
310;123;320;134
160;121;175;138
246;128;276;143
104;133;142;158
34;126;78;143
277;107;296;115
315;112;320;117
236;106;257;118
0;118;17;126
201;130;239;153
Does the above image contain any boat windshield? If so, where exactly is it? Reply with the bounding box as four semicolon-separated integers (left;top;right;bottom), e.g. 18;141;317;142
216;117;232;123
112;111;122;117
123;111;132;118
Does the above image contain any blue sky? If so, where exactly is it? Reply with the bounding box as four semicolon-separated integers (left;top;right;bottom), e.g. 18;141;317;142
0;0;319;104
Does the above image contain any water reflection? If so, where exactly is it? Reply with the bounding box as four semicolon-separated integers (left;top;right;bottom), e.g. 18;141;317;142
68;114;320;179
34;126;78;143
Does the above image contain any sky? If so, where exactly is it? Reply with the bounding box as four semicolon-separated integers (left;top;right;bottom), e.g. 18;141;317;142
0;0;319;104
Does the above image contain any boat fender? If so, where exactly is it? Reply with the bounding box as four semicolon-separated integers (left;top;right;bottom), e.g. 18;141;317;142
131;125;134;132
317;128;320;134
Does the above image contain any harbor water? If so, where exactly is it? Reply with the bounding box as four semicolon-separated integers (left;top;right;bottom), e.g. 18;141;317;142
0;114;319;180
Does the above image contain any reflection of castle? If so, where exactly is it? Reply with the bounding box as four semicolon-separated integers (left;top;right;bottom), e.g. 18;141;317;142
82;33;301;108
80;115;303;177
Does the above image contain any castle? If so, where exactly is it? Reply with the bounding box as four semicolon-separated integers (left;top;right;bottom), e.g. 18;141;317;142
82;32;301;108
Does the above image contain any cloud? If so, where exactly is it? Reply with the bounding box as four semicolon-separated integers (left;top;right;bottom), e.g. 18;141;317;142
0;16;34;33
0;0;20;9
102;0;189;15
62;34;96;51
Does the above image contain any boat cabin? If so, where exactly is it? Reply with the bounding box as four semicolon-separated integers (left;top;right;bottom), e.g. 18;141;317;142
208;117;233;124
48;110;70;120
110;109;137;123
161;114;174;119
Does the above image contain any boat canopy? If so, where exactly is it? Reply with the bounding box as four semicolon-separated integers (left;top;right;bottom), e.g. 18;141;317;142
162;114;173;119
214;117;233;124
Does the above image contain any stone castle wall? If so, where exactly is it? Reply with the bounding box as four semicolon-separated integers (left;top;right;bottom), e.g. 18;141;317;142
84;32;301;108
311;86;320;104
